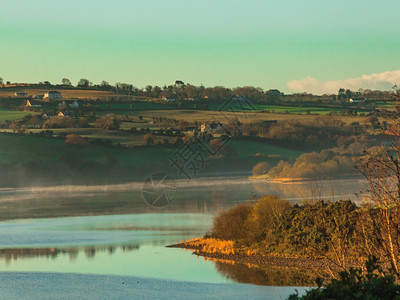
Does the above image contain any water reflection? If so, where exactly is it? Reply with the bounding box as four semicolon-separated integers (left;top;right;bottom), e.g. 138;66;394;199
0;177;367;286
0;243;326;286
213;259;328;286
0;244;140;265
0;177;366;221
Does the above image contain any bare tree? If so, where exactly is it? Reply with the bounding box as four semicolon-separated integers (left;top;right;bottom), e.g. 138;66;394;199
356;85;400;275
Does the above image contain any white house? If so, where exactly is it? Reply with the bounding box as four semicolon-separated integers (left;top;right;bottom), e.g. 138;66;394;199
43;90;63;100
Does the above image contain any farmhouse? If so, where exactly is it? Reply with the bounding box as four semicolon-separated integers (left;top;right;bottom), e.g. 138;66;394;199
14;92;28;97
349;97;365;104
44;90;62;100
162;97;176;102
26;100;42;108
201;122;223;133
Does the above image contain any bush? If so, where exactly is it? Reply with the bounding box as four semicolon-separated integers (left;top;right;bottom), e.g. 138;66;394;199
245;195;290;243
252;161;269;176
282;200;358;257
95;114;121;130
65;134;90;146
212;204;252;240
43;116;75;128
288;257;400;300
144;133;155;145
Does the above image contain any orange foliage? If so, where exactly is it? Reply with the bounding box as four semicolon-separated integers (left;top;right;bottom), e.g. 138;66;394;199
184;238;236;255
65;134;90;146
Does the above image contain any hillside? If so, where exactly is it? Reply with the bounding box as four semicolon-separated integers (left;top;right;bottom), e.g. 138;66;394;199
0;86;149;101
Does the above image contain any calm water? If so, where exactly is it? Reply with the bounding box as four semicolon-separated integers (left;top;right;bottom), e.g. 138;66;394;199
0;177;366;298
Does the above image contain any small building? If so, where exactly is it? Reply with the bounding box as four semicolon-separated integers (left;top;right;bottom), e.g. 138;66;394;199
14;92;28;98
201;122;223;133
349;97;365;104
58;111;65;117
62;100;79;109
44;90;63;100
26;100;42;108
265;89;283;96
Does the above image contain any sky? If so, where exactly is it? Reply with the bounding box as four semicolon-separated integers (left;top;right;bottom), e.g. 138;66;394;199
1;0;400;94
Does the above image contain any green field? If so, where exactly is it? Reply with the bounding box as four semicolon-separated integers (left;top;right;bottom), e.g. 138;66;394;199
0;133;302;165
229;140;303;160
208;103;368;115
0;133;174;165
0;109;37;122
94;102;369;117
96;101;199;110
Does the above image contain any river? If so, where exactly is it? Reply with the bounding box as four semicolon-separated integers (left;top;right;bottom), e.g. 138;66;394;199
0;176;366;299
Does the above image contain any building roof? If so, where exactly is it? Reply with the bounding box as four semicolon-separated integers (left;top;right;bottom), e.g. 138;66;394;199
46;90;62;94
26;100;41;107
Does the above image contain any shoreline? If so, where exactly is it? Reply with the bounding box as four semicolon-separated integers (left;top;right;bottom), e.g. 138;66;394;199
167;241;362;271
248;174;363;184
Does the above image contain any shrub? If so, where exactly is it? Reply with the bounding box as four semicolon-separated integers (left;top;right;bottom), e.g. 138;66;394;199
65;134;90;146
95;114;121;130
245;195;290;243
288;257;400;300
212;204;252;240
144;133;155;145
252;161;269;176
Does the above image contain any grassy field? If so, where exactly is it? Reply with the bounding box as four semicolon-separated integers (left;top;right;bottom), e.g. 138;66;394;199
0;133;174;165
0;133;302;165
208;103;369;115
228;140;303;160
97;102;180;110
97;109;370;126
0;109;38;122
13;127;177;146
94;101;370;115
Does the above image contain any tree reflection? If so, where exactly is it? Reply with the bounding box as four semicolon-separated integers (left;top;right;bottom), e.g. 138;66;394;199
214;259;330;286
0;244;140;262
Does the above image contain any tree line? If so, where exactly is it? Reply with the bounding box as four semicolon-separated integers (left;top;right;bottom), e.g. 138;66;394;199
1;76;399;103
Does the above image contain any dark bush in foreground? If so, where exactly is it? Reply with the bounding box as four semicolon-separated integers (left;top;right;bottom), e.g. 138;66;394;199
287;257;400;300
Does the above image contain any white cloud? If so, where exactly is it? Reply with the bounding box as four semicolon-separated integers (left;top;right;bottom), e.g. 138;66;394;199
286;70;400;95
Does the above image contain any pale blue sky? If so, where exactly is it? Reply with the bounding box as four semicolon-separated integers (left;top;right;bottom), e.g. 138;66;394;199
1;0;399;94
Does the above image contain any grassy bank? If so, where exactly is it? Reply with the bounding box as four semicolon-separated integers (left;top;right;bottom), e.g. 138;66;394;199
171;195;393;282
169;238;357;271
0;132;303;187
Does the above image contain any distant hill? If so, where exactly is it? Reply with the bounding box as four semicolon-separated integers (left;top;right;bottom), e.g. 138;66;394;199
0;86;151;101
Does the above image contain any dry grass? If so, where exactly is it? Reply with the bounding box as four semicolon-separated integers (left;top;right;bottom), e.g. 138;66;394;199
183;238;236;255
125;109;369;125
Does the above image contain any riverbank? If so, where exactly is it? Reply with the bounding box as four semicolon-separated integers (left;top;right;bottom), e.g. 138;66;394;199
168;238;362;271
248;174;363;183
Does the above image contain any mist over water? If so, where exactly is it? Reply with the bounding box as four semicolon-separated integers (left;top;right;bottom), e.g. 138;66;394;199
0;176;366;287
0;176;366;208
